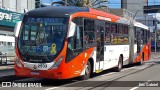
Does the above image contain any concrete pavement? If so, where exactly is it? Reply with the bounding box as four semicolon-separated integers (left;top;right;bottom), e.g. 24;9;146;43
0;52;158;71
151;52;160;59
0;53;160;90
0;58;158;90
0;65;14;71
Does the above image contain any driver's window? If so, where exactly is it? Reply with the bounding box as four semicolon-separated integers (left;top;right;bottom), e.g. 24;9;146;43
75;26;83;49
68;37;74;50
68;26;83;50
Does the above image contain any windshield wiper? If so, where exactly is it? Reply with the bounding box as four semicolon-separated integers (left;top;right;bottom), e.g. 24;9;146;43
24;41;33;60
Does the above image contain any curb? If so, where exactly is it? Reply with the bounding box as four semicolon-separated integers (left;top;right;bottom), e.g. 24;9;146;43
0;65;14;71
151;52;160;59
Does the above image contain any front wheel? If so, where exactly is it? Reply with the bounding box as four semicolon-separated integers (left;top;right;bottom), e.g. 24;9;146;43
80;61;91;80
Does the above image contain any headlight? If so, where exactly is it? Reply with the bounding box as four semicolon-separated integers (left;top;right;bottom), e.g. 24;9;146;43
50;57;63;69
15;55;22;68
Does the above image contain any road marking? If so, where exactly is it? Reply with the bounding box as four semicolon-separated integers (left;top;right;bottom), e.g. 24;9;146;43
130;86;139;90
45;87;59;90
129;80;152;90
154;56;160;59
45;66;142;90
97;66;136;78
122;67;136;71
98;72;117;77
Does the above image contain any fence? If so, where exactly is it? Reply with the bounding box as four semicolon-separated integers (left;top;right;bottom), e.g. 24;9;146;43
0;55;14;66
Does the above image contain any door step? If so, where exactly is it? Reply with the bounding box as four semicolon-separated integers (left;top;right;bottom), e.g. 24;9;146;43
95;69;103;73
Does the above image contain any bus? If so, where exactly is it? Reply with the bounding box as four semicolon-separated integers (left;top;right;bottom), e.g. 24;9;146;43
14;6;151;80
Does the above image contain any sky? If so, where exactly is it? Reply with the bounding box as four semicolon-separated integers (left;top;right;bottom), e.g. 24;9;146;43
42;0;121;8
42;0;160;8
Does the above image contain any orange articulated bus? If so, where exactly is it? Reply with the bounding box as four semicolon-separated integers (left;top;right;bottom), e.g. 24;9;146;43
14;6;151;80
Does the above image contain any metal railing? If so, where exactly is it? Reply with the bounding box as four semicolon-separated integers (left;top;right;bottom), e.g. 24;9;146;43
0;55;14;66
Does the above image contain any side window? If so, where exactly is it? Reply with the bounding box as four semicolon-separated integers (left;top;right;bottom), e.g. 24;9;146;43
105;22;111;44
75;26;83;49
66;18;84;63
145;30;148;43
117;24;123;44
111;24;117;44
84;19;95;45
68;18;83;50
134;27;137;44
111;24;117;33
123;25;129;44
142;29;145;44
147;30;150;42
72;17;83;25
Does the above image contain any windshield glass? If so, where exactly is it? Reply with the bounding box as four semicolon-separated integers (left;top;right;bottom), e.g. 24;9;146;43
18;17;68;63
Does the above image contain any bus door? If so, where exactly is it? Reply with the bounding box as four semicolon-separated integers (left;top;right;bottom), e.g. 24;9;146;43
96;27;104;71
137;29;141;54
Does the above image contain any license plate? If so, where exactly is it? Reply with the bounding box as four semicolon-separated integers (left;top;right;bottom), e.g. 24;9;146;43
30;71;39;75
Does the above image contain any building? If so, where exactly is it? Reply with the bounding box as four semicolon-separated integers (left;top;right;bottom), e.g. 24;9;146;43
0;0;35;55
121;0;160;51
110;8;134;19
0;0;35;13
121;0;147;17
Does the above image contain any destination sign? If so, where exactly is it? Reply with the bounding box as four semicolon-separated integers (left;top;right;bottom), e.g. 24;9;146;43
25;18;66;23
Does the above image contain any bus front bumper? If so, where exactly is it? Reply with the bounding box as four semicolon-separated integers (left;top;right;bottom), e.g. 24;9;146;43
14;64;71;79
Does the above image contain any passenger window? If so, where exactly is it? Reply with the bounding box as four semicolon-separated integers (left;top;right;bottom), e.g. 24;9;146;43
105;23;111;44
75;26;83;49
84;19;95;45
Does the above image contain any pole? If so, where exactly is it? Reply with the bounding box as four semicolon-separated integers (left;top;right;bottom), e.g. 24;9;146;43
39;0;41;8
155;15;157;53
65;0;67;6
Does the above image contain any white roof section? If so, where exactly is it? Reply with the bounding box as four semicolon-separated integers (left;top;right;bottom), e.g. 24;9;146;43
117;18;149;30
134;21;149;30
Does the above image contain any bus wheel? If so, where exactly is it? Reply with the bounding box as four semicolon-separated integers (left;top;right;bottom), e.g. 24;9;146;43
114;56;123;72
80;61;91;80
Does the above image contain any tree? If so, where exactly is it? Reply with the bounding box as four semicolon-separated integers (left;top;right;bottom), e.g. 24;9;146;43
52;0;109;8
51;0;109;12
62;0;109;8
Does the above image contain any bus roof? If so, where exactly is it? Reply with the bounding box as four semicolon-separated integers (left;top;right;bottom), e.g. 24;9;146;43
26;6;123;23
26;6;89;17
26;6;149;30
134;21;149;30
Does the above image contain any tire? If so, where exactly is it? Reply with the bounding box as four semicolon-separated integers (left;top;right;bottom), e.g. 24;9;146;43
138;54;144;65
114;56;123;72
80;61;91;80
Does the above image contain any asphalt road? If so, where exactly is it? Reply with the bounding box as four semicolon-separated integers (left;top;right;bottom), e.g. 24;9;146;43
0;58;160;90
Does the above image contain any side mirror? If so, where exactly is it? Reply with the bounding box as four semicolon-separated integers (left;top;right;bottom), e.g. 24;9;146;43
67;22;76;38
14;21;22;37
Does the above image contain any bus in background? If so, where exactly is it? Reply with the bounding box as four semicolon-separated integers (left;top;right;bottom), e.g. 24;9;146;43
14;6;151;80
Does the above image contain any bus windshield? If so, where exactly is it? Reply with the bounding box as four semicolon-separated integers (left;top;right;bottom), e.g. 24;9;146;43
18;17;68;63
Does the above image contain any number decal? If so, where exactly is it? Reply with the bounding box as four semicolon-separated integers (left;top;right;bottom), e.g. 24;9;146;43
37;63;47;68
